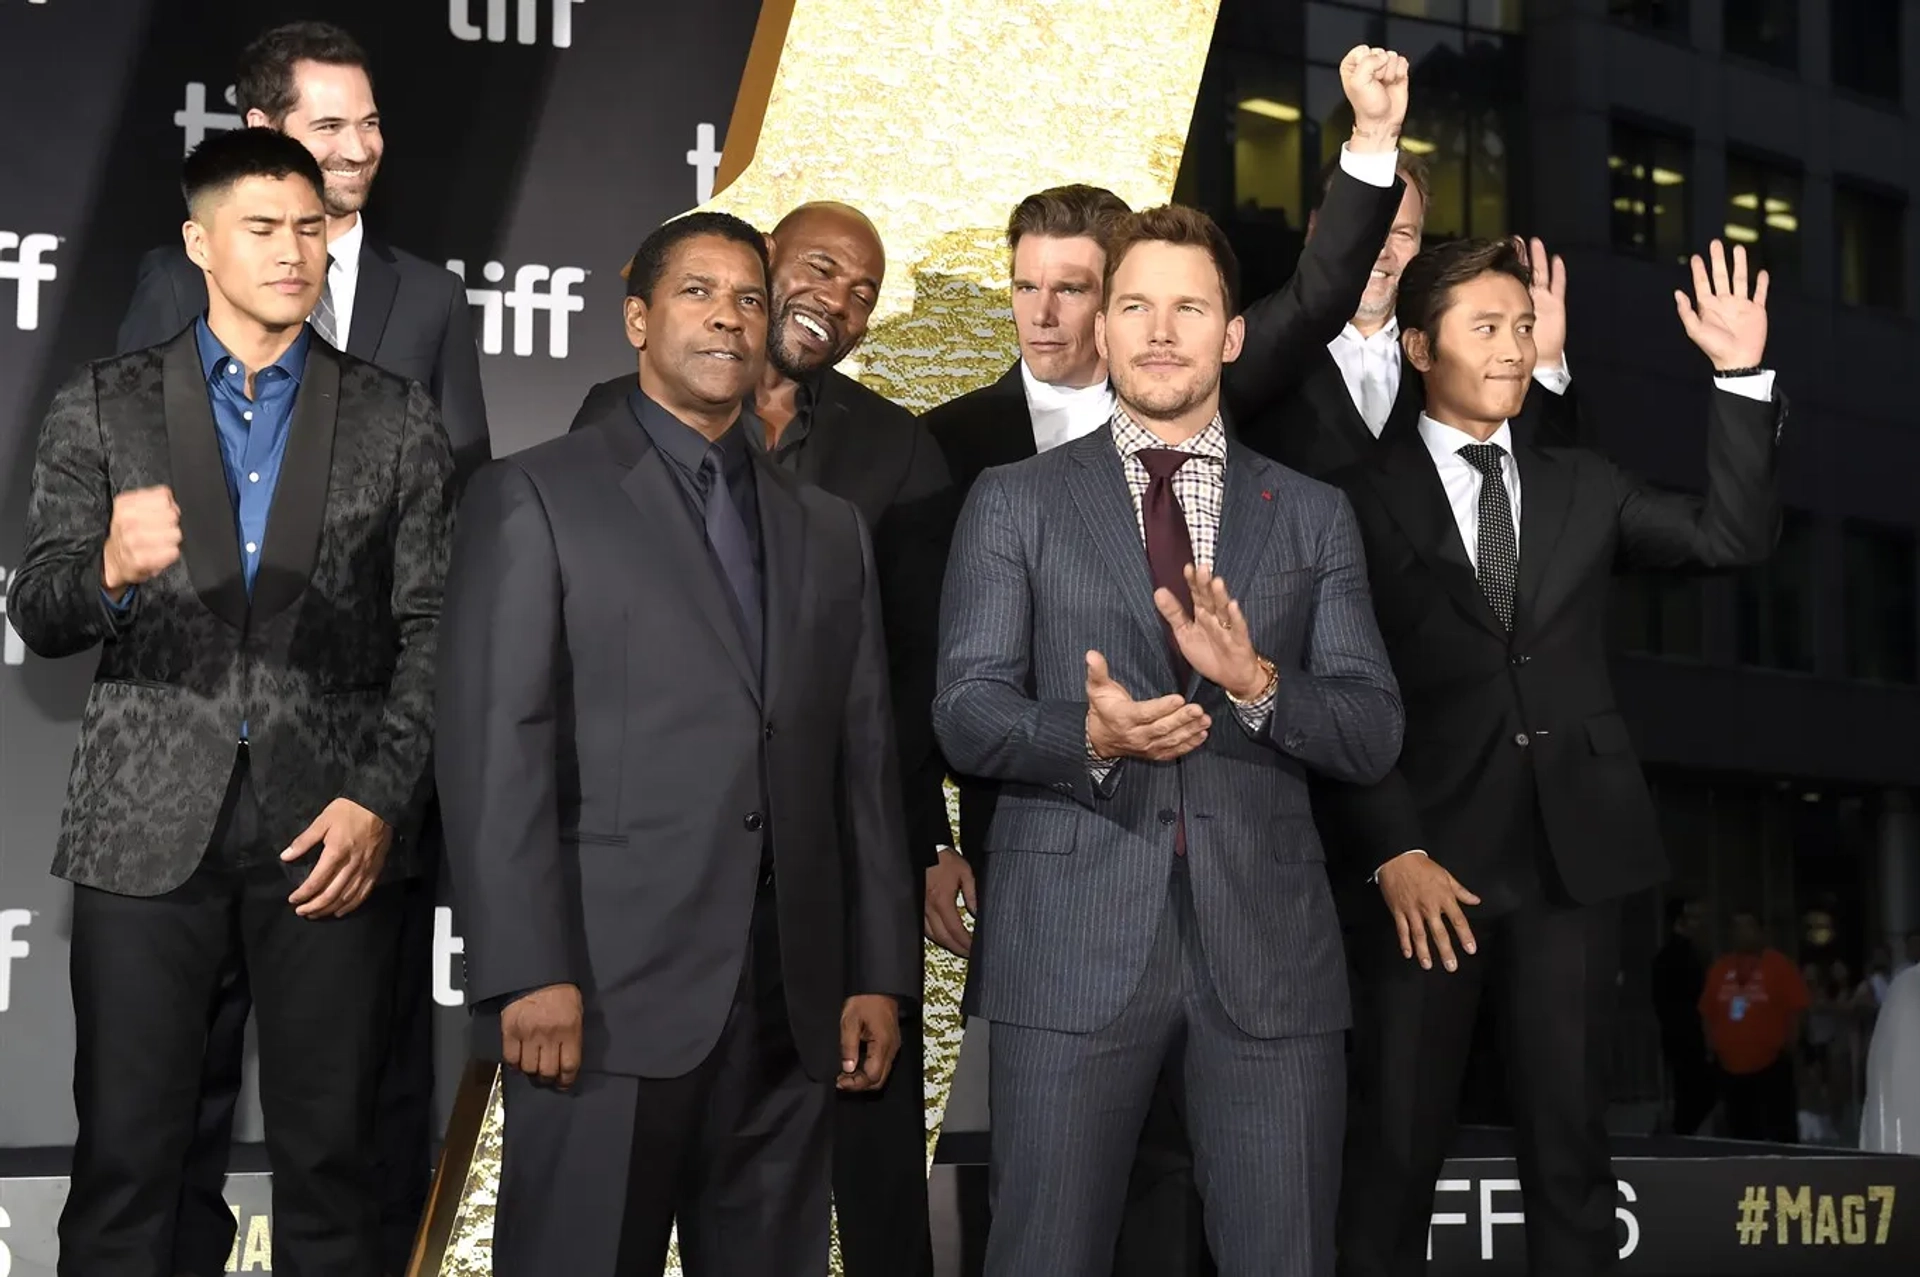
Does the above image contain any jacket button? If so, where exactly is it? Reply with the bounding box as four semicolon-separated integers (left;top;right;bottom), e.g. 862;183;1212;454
744;812;765;832
1510;654;1530;666
763;722;776;740
1514;733;1530;748
1158;809;1177;825
1052;782;1072;794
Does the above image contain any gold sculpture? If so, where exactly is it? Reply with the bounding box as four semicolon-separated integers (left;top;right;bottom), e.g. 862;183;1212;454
416;0;1220;1270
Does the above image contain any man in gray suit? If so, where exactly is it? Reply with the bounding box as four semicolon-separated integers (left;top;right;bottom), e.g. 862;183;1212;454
934;204;1404;1276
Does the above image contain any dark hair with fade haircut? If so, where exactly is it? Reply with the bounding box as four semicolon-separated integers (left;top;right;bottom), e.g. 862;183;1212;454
1101;204;1242;315
1311;151;1433;215
181;127;326;215
236;21;372;123
1394;236;1532;341
1006;184;1132;255
624;211;771;304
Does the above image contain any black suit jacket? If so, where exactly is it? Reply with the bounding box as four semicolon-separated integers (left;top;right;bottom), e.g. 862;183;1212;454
116;237;490;479
437;396;920;1081
1240;346;1594;482
922;163;1404;859
1324;386;1785;908
572;369;955;866
8;331;454;896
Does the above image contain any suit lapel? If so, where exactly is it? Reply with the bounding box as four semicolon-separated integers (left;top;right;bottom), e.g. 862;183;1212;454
987;363;1039;466
794;378;852;488
1065;429;1170;673
610;421;763;704
1369;439;1508;640
347;238;398;362
1513;444;1572;637
756;458;807;710
248;343;339;628
1307;352;1381;461
163;331;248;630
1211;443;1281;608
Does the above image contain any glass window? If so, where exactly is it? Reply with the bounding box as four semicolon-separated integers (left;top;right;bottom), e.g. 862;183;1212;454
1609;0;1688;36
1836;182;1906;311
1843;519;1917;684
1228;57;1308;228
1725;152;1803;286
1736;510;1815;673
1831;0;1901;101
1724;0;1798;70
1609;120;1691;262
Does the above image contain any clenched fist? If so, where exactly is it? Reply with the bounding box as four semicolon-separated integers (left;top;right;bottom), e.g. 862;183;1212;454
102;485;182;596
1339;45;1411;150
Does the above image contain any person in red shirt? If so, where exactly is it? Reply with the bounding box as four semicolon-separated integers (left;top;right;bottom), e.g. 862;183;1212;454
1700;909;1809;1142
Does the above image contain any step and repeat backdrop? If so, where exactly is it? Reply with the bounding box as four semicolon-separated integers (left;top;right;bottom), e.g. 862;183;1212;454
0;0;763;1153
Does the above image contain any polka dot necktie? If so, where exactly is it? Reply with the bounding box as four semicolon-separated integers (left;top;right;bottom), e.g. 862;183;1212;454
1458;443;1517;631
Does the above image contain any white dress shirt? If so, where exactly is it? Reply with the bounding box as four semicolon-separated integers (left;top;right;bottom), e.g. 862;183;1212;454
1330;316;1573;438
1417;415;1523;570
322;215;365;351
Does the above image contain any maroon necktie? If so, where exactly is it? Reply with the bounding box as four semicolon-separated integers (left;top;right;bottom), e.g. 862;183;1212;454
1137;448;1193;856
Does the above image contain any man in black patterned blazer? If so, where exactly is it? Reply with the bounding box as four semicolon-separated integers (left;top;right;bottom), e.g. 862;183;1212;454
934;204;1402;1276
7;129;451;1277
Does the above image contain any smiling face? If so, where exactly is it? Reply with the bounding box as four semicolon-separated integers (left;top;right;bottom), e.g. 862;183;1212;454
625;233;768;427
250;59;382;221
1095;239;1243;438
1403;269;1535;436
765;205;883;378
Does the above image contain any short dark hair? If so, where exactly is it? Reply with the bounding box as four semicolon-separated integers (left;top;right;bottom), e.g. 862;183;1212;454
1312;151;1433;215
236;21;371;123
1102;205;1241;315
182;127;325;215
1007;184;1132;255
625;211;770;304
1395;236;1531;340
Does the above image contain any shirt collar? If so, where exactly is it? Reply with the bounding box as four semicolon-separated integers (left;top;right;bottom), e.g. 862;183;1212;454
1417;413;1513;468
195;316;310;387
328;216;365;280
1110;407;1228;463
747;370;826;458
1019;359;1113;408
628;386;756;479
1335;317;1399;349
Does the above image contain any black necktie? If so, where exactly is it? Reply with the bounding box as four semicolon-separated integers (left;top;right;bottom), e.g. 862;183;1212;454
697;447;763;673
1458;443;1517;631
1137;448;1195;687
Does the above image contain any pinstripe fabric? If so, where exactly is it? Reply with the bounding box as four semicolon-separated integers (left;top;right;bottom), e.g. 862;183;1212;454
933;424;1404;1039
986;865;1344;1276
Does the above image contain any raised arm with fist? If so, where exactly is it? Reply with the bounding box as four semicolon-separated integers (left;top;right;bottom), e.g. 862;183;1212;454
1340;44;1411;152
101;484;182;599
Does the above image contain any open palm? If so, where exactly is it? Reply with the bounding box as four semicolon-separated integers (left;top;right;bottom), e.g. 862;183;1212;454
1675;239;1768;370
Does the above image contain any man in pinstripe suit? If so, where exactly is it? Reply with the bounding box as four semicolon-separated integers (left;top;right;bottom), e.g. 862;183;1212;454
933;203;1405;1277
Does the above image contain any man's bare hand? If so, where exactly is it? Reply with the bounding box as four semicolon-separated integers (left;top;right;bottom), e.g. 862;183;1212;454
1377;852;1481;972
924;848;977;958
502;983;583;1090
101;485;182;596
1085;650;1209;762
1340;45;1410;149
1675;239;1769;371
1154;564;1267;700
838;994;901;1092
1516;236;1569;369
283;798;391;918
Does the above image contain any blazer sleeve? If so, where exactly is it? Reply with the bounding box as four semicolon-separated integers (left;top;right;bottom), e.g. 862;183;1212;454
1513;377;1594;450
338;382;454;833
1255;490;1404;784
429;269;492;485
6;364;141;658
1614;385;1784;572
875;424;958;866
434;459;575;1007
116;248;197;356
840;505;922;1000
1222;168;1404;423
931;470;1104;805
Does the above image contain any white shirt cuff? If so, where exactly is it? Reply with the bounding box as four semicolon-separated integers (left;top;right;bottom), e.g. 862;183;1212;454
1533;354;1571;395
1338;142;1399;189
1371;848;1428;883
1714;370;1775;402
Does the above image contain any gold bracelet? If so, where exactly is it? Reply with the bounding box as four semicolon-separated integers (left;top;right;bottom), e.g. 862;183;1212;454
1229;656;1278;705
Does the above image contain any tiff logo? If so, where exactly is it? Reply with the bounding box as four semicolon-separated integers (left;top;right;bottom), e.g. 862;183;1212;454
0;566;22;665
0;233;57;331
176;81;243;156
433;906;465;1008
451;0;584;48
0;910;30;1013
447;258;586;358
